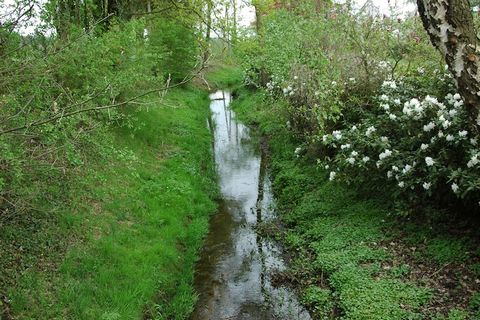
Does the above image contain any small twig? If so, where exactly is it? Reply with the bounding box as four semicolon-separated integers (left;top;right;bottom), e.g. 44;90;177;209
431;262;451;277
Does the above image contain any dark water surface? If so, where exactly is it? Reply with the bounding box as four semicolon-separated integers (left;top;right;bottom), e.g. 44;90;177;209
190;91;311;320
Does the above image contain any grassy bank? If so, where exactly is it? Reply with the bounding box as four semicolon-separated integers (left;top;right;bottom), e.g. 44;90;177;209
231;87;480;320
204;61;244;90
1;87;217;319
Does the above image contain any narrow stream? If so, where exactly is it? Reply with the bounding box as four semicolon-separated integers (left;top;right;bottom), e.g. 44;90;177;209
191;91;311;320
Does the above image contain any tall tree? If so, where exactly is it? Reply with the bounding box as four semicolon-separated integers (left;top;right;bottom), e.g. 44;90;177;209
251;0;273;34
231;0;238;43
204;0;213;60
417;0;480;124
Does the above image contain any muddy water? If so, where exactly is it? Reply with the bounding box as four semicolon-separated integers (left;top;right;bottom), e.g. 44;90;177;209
191;91;311;320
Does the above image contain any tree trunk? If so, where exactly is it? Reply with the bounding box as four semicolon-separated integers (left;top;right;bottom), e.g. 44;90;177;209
417;0;480;125
224;4;229;42
253;3;262;34
204;0;212;61
231;0;237;44
84;0;90;32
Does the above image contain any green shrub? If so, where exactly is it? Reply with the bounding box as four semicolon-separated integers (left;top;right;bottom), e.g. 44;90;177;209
470;292;480;316
237;2;479;214
148;19;198;81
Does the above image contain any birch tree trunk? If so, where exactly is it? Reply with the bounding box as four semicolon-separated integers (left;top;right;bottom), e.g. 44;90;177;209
417;0;480;125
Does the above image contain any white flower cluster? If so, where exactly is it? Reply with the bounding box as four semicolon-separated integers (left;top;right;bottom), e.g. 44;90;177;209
425;157;435;166
467;153;479;168
332;130;343;140
402;98;424;117
378;61;389;69
294;147;302;157
266;81;276;91
379;149;393;160
265;75;285;95
282;85;295;97
446;93;464;108
329;171;336;181
320;80;479;203
423;122;435;132
365;126;376;137
382;80;397;90
452;183;459;193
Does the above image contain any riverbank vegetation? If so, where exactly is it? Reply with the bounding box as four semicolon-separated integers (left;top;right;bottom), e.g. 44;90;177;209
232;86;479;319
0;0;228;318
230;0;480;319
3;87;217;319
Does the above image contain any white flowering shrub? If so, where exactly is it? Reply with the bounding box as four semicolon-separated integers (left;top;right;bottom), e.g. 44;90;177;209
237;2;480;211
237;3;442;139
321;78;480;210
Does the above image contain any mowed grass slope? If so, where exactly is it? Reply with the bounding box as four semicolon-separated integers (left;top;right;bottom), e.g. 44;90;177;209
7;87;217;319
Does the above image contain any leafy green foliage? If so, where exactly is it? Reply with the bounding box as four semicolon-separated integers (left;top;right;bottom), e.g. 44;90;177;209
206;62;244;89
302;286;335;318
425;238;470;264
236;1;479;214
230;83;478;319
148;18;199;81
0;1;213;318
331;265;431;320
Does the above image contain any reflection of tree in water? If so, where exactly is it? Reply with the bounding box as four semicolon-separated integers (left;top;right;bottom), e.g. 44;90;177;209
192;91;310;320
255;141;267;296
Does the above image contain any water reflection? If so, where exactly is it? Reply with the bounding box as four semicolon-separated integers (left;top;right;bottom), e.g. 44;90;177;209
191;91;311;320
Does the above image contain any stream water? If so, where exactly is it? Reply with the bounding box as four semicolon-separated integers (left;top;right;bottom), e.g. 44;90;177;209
190;91;311;320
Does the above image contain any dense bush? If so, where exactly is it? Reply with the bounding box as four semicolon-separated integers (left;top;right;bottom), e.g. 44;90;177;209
0;19;148;219
237;2;479;213
0;12;201;224
148;18;199;80
322;76;480;212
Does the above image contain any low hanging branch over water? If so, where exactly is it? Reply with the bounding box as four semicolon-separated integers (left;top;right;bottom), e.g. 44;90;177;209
0;64;206;135
417;0;480;126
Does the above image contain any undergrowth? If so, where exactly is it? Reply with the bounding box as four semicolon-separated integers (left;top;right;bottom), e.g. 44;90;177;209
231;86;480;320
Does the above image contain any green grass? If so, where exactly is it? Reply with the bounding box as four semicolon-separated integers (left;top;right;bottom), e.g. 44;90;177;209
230;88;476;320
205;62;244;89
5;87;217;319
